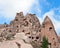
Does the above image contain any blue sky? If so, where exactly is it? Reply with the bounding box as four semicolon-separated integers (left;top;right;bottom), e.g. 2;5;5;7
0;0;60;35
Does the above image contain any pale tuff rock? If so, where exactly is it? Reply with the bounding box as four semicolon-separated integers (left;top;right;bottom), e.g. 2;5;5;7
0;32;33;48
14;32;33;48
14;32;31;43
0;12;60;48
0;41;18;48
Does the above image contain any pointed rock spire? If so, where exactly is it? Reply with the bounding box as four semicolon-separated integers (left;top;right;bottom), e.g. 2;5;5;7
43;16;52;24
42;16;54;28
41;16;59;46
25;13;41;28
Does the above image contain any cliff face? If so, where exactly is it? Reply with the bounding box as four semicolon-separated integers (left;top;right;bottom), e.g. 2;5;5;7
41;16;59;48
0;12;60;48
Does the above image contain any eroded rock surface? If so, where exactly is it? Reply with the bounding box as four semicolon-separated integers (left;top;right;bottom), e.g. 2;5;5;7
0;12;60;48
0;32;33;48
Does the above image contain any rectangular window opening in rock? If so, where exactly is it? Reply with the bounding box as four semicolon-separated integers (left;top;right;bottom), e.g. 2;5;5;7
39;29;41;32
9;30;12;32
26;32;30;35
24;21;28;26
22;30;25;32
49;27;52;31
15;19;18;21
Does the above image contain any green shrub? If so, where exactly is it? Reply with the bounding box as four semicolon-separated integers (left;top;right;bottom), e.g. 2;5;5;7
41;36;49;48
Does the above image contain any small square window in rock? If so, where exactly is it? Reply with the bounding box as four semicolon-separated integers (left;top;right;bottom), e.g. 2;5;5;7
36;36;39;39
17;13;19;15
16;26;19;28
29;36;31;38
32;37;34;39
23;18;26;21
49;27;52;31
9;30;12;32
22;30;25;32
24;21;28;26
39;29;41;32
15;19;18;21
53;38;55;40
26;32;30;35
34;40;37;41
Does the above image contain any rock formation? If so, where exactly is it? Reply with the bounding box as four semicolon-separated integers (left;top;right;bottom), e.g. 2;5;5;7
41;16;60;48
0;32;33;48
0;12;60;48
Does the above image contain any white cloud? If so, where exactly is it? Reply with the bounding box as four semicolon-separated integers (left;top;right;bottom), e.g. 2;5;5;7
43;10;60;35
0;0;39;20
